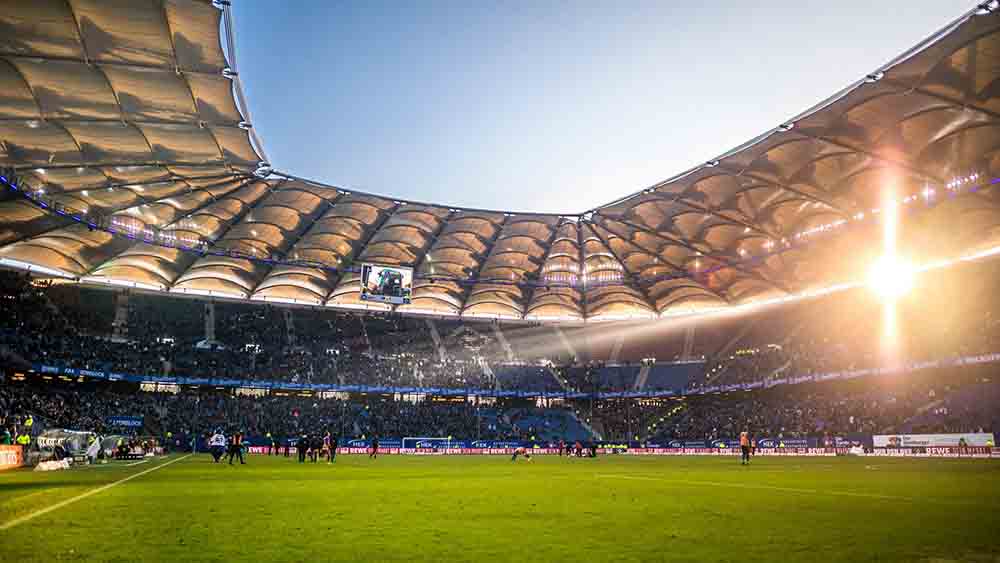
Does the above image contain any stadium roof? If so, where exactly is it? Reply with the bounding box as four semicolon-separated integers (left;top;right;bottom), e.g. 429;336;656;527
1;1;1000;322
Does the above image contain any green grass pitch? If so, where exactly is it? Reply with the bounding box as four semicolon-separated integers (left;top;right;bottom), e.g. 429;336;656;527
1;454;998;562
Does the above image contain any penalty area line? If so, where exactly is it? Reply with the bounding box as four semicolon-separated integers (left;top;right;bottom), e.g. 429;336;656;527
0;454;192;531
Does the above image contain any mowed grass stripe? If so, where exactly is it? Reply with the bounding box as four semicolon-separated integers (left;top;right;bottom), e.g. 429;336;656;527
595;473;986;505
1;455;998;562
0;454;192;531
0;458;171;523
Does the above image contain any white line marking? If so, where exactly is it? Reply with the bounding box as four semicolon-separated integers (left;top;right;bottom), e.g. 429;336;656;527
126;459;149;467
0;454;192;531
595;474;976;505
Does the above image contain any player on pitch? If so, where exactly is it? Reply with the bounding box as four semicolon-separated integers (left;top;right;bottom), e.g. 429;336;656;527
740;429;751;465
228;430;246;465
511;446;532;462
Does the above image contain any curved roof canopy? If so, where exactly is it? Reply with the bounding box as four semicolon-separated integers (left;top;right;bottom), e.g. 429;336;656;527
2;1;1000;322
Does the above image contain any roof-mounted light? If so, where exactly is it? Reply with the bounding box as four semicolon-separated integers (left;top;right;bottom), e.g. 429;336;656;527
865;71;885;83
254;163;272;178
976;1;998;15
777;122;794;132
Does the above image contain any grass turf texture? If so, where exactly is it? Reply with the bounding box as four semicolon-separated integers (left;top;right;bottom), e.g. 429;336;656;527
1;454;998;562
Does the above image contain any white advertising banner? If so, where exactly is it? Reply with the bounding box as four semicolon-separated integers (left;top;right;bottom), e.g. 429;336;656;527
873;433;995;448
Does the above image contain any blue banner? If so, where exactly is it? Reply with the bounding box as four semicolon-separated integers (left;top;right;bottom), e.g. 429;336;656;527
709;439;741;449
756;437;812;448
343;439;547;449
666;440;708;448
106;415;143;428
30;352;1000;399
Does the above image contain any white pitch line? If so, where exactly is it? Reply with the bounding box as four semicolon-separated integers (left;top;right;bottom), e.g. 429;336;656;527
595;474;976;506
125;459;149;467
0;454;192;531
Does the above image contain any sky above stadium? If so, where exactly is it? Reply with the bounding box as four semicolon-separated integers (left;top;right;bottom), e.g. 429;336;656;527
232;0;972;214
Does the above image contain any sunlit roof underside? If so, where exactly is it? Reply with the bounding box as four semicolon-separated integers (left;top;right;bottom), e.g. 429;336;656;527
2;1;1000;322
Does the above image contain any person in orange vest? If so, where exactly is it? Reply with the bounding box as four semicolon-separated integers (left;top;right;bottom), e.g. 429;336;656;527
740;430;751;465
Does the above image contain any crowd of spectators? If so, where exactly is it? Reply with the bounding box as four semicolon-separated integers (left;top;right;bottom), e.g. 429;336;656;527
591;366;999;443
0;378;589;447
0;271;508;389
0;272;684;393
4;364;995;448
2;256;1000;448
690;259;1000;391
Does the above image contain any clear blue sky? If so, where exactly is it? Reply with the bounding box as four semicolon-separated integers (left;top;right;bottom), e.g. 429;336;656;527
231;0;972;214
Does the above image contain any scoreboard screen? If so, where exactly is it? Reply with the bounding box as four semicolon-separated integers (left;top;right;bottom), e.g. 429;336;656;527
360;263;413;305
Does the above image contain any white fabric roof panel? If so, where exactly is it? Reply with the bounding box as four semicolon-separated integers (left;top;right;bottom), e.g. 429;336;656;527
1;4;1000;322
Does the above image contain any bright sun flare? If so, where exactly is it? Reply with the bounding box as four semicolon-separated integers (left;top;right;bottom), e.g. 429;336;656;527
867;254;915;301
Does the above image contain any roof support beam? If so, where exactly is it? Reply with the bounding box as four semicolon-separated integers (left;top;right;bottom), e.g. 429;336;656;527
886;79;1000;122
458;215;509;315
584;222;659;314
0;174;257;256
668;198;778;239
792;129;946;185
616;187;778;239
713;163;850;216
0;214;73;250
591;220;731;305
11;161;234;172
323;201;400;303
242;190;345;298
166;177;274;292
157;176;266;231
592;212;791;296
78;175;271;282
53;172;247;197
0;116;247;128
410;210;455;274
521;218;565;319
576;218;588;321
592;211;717;262
53;175;250;213
593;218;691;274
0;53;229;78
399;209;456;314
271;170;579;219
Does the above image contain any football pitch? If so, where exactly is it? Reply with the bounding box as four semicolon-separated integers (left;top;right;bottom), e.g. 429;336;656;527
1;454;998;562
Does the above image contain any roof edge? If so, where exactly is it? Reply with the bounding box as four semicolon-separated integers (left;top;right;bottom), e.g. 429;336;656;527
586;2;986;214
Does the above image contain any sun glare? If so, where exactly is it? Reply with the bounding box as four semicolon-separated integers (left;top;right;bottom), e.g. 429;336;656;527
868;254;914;301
